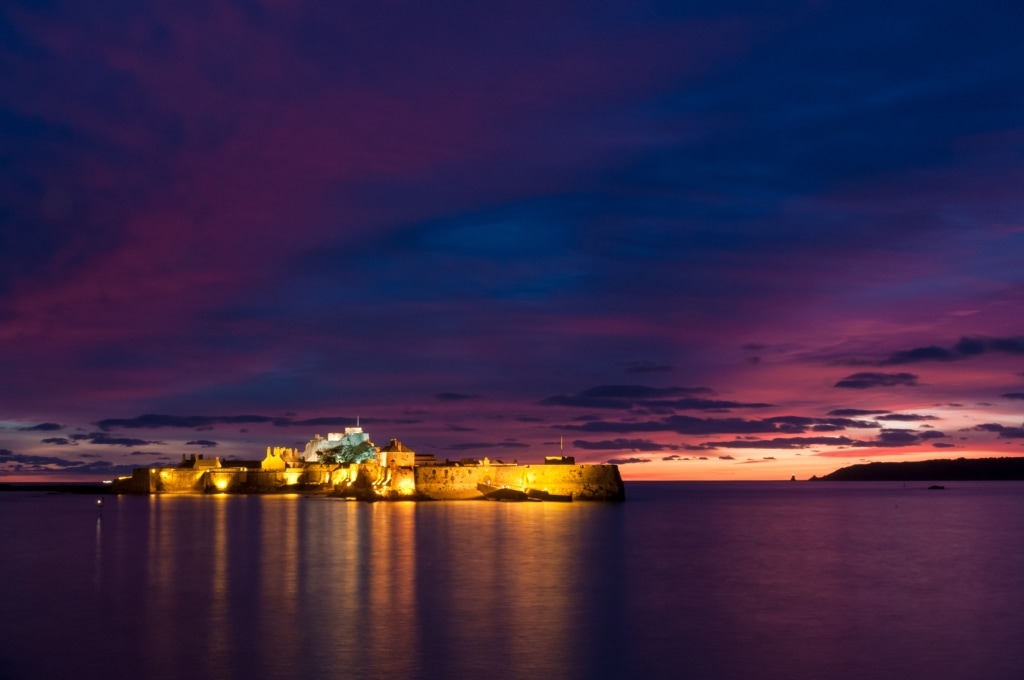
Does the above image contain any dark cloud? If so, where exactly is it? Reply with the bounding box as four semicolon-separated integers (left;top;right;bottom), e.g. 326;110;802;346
445;424;476;432
40;437;75;445
704;427;946;450
827;409;890;416
540;385;773;412
881;346;959;364
875;413;939;422
433;393;480;401
702;436;857;449
97;414;277;431
880;336;1024;365
70;433;162;447
562;412;878;436
17;423;63;431
932;442;956;448
0;448;163;476
95;413;412;432
834;372;919;389
605;457;651;465
0;449;82;468
185;440;218;448
1001;393;1024;400
659;398;774;411
966;423;1024;439
539;385;713;410
572;439;676;451
851;429;933;447
967;423;1011;433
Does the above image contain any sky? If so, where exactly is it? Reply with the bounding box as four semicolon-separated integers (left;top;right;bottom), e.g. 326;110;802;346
3;0;1024;482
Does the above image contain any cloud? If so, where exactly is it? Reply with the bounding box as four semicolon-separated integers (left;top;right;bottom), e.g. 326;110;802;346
40;437;75;445
70;433;163;447
185;440;218;448
97;414;277;431
572;438;676;451
562;413;878;436
966;423;1024;439
879;336;1024;365
17;422;63;431
932;442;956;448
703;428;946;450
1001;393;1024;400
834;372;919;389
433;393;480;401
95;413;416;432
606;457;651;465
827;409;890;416
875;413;939;421
0;449;83;468
701;436;857;449
844;429;947;448
539;385;713;409
0;448;160;476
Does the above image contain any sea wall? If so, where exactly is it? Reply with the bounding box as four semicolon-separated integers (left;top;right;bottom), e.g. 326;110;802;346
113;461;624;500
114;465;338;494
414;463;624;501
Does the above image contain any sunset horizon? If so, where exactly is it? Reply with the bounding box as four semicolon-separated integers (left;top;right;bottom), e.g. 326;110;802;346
3;2;1024;483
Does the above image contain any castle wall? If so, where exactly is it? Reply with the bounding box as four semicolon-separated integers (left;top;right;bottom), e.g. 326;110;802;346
413;463;624;501
113;461;624;500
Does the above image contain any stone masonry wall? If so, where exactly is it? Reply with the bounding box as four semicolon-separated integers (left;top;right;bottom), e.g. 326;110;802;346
413;463;624;501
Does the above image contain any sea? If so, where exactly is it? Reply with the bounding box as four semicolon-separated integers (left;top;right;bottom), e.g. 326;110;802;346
1;481;1023;680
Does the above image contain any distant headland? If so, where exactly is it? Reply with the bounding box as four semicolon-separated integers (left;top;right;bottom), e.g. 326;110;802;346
107;426;626;501
813;457;1024;482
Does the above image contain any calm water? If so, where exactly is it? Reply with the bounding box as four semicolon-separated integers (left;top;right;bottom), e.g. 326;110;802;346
2;482;1023;680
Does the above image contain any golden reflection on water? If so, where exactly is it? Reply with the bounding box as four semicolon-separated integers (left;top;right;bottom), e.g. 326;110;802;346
412;501;585;677
133;495;606;678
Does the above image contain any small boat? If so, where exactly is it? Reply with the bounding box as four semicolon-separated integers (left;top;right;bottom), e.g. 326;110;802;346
477;482;532;501
527;488;573;502
927;485;945;490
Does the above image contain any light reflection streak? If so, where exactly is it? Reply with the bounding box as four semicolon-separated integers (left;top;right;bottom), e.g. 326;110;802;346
93;514;102;591
205;495;230;678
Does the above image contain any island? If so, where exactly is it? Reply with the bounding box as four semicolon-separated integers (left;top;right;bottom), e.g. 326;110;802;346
111;426;625;501
813;456;1024;482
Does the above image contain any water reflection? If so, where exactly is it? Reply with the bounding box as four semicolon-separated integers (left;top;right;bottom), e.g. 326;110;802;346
412;502;625;677
129;496;622;678
94;515;102;590
5;485;1024;680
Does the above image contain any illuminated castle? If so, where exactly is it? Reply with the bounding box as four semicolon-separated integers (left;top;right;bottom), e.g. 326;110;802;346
112;423;624;501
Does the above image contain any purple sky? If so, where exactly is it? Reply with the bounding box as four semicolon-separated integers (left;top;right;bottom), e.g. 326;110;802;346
3;0;1024;481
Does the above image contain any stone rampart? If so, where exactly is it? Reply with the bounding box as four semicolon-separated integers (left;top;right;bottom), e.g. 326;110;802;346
113;461;624;500
414;463;624;501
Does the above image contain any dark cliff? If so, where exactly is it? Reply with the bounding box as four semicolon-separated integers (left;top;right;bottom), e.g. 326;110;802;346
817;457;1024;481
